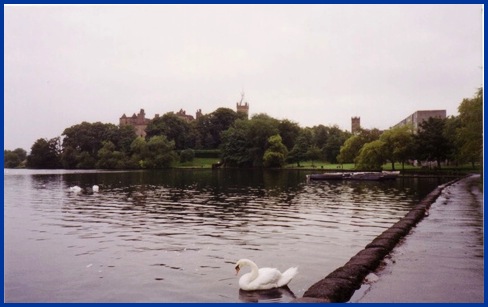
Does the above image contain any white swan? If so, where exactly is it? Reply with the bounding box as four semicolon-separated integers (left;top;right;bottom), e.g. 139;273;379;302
92;185;99;192
69;185;82;193
234;258;298;291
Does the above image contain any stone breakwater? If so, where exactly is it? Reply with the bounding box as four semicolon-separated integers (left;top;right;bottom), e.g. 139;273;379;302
293;178;461;303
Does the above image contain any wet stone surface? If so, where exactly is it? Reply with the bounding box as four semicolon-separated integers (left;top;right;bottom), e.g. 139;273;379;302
351;174;484;303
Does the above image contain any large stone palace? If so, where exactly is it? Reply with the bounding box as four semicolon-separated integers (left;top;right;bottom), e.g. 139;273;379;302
120;95;250;137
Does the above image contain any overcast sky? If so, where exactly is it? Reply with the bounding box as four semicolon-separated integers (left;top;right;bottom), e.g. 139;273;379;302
4;4;483;151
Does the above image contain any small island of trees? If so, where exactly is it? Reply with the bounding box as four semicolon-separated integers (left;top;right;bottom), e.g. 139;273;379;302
4;88;482;172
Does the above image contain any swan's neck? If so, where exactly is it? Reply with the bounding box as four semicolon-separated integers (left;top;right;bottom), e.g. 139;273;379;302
244;260;259;282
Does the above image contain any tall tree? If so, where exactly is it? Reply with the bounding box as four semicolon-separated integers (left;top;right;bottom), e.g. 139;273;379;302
263;134;288;168
220;120;253;167
145;135;178;168
146;113;196;150
457;88;483;168
129;136;149;168
278;119;301;151
414;117;451;169
27;138;62;169
4;148;27;168
245;114;280;167
323;126;350;163
287;129;313;167
379;125;414;170
444;116;462;166
337;129;380;164
306;145;322;167
61;122;129;168
194;107;242;149
220;114;281;167
96;141;127;169
355;140;386;170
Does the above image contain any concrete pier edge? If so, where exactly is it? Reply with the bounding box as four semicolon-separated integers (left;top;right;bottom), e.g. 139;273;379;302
292;177;463;303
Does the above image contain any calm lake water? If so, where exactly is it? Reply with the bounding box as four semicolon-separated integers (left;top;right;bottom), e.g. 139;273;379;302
4;169;449;302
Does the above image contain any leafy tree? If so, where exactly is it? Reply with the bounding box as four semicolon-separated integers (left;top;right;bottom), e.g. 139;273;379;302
263;134;288;168
306;145;322;167
76;151;97;169
379;125;414;170
144;135;178;168
246;114;280;167
96;141;127;169
311;125;329;151
179;149;195;163
128;135;177;169
355;140;386;170
4;151;21;168
62;122;114;155
311;125;350;163
278;119;301;151
414;117;451;169
220;120;253;167
61;122;133;169
324;126;350;163
194;108;242;149
14;148;27;162
108;124;138;154
444;116;462;166
146;113;196;150
4;148;27;168
220;114;281;167
27;138;62;169
456;88;483;168
337;129;381;164
287;129;313;167
130;136;149;168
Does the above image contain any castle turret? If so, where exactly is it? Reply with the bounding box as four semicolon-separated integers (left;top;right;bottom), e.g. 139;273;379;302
351;116;361;134
137;109;145;122
119;109;150;137
196;109;203;119
176;109;195;122
119;114;128;125
236;92;249;118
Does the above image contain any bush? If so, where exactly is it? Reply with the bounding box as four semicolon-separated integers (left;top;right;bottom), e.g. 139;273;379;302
194;149;221;158
263;151;286;168
180;149;195;163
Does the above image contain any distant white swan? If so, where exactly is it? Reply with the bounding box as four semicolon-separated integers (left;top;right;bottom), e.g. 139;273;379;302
69;185;82;193
234;259;298;291
92;185;99;192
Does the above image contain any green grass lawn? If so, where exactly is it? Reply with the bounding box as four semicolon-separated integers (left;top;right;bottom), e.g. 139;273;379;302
284;161;480;173
177;158;481;175
177;157;221;168
284;161;356;170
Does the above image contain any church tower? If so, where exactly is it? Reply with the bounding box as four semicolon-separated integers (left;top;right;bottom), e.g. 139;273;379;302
351;116;361;134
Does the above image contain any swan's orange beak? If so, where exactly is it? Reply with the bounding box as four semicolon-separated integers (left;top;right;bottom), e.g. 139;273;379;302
235;265;240;276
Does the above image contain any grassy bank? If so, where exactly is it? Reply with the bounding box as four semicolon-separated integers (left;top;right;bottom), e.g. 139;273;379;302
176;159;481;176
177;158;220;168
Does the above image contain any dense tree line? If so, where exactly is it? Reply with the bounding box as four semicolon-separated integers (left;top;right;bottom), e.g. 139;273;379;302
4;148;27;168
5;88;482;170
338;88;483;170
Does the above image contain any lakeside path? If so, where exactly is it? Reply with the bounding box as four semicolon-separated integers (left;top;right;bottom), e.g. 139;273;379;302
350;174;483;303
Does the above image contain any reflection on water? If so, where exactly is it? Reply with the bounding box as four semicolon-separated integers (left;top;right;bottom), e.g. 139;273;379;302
238;286;296;303
4;169;449;302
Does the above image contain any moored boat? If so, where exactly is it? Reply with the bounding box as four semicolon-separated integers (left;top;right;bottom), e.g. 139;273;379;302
350;172;384;181
307;170;400;182
306;172;345;181
381;170;401;179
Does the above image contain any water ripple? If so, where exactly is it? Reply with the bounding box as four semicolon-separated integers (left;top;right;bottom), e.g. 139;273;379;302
4;169;448;303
